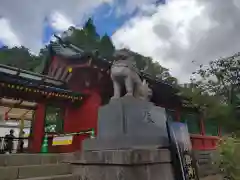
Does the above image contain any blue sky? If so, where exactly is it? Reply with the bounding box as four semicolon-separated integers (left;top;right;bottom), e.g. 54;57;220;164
42;17;57;44
42;0;166;45
93;3;135;36
93;0;165;36
1;0;166;47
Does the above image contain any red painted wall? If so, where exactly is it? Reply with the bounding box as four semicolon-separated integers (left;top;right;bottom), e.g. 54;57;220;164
190;134;219;150
47;67;103;152
29;53;105;153
29;103;45;153
31;90;102;153
48;90;101;153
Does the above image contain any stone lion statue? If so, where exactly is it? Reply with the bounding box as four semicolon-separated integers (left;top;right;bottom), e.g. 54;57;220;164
110;50;152;101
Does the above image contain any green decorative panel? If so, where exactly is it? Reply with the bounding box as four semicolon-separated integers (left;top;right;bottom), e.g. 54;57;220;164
166;109;177;121
205;120;218;136
180;112;201;134
44;106;64;133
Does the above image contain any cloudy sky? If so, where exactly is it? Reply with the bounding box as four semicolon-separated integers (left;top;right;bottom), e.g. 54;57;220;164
0;0;240;83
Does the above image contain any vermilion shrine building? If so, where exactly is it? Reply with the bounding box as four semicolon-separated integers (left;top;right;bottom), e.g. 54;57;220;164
0;37;221;153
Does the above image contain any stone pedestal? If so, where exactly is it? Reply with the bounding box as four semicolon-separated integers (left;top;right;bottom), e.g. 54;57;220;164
83;96;169;150
70;148;174;180
77;96;175;179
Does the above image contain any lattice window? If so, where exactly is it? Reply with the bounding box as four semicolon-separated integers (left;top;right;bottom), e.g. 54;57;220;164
205;120;218;136
44;106;64;133
180;112;201;134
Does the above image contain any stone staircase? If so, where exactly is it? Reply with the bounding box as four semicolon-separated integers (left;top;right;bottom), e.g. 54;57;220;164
0;154;78;180
193;150;221;178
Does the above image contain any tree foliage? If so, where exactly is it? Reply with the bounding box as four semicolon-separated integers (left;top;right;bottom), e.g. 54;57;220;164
218;135;240;180
0;46;42;71
98;34;115;59
180;53;240;132
63;18;176;83
66;19;101;53
63;18;114;59
127;50;178;85
192;53;240;101
179;84;233;124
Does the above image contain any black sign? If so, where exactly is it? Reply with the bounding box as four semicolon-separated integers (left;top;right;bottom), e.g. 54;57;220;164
167;121;199;180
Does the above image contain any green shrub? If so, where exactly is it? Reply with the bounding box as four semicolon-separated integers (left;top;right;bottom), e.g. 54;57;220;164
218;135;240;180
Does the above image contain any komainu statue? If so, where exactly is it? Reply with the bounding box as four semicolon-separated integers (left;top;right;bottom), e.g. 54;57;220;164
110;50;152;101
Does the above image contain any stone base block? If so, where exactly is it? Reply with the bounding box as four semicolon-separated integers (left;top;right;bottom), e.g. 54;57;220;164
97;96;168;139
83;96;170;151
70;148;175;180
83;136;169;151
72;163;174;180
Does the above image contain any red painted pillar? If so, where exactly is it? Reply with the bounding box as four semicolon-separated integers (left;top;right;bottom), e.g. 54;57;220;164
200;115;205;135
29;103;45;153
218;126;222;136
64;90;102;151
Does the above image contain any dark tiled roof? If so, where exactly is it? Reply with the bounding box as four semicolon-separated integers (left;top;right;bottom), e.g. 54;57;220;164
51;42;83;59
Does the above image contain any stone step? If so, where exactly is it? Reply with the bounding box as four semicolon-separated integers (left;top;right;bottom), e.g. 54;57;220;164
18;174;79;180
0;154;71;166
68;149;171;165
0;164;72;180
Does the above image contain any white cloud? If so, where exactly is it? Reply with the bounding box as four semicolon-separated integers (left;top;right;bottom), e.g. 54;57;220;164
2;0;240;84
112;0;240;83
0;0;113;53
0;18;21;47
114;0;158;17
0;0;157;53
49;11;74;32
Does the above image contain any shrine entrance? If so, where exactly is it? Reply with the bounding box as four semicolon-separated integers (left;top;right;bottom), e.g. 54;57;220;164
0;64;85;153
0;99;36;153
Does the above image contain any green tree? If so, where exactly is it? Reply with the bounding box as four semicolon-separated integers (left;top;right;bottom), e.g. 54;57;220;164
218;135;240;180
0;46;41;71
179;84;234;128
66;18;100;53
83;18;100;40
192;53;240;101
98;34;115;59
63;18;175;83
181;53;240;132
